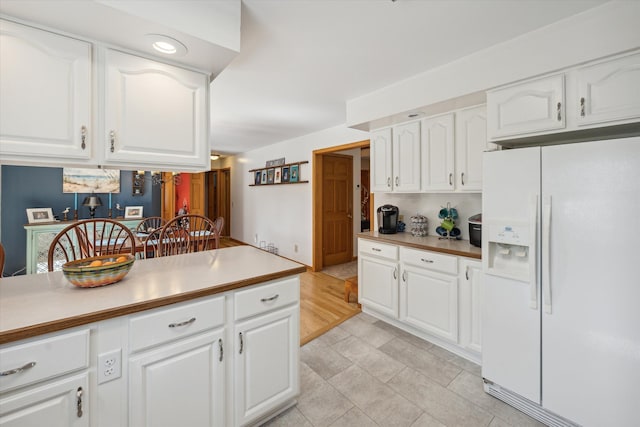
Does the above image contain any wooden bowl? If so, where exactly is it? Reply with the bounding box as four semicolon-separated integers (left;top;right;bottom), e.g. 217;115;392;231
62;254;135;288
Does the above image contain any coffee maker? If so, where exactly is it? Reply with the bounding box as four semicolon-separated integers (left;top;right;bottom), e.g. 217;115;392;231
377;205;399;234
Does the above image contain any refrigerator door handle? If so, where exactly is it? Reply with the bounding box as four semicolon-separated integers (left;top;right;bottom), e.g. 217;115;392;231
542;195;552;314
529;194;538;309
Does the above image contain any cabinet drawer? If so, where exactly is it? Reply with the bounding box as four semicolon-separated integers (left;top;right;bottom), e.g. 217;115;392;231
234;277;299;321
401;247;457;275
358;239;398;260
130;296;224;353
0;329;89;393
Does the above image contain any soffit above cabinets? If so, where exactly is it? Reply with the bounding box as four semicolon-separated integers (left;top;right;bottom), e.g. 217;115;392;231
0;0;240;77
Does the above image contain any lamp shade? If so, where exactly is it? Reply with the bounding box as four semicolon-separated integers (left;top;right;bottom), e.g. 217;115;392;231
82;195;103;208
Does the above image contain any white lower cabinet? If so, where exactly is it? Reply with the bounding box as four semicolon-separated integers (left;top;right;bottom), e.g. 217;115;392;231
129;331;225;427
234;306;298;427
459;259;483;354
358;240;399;318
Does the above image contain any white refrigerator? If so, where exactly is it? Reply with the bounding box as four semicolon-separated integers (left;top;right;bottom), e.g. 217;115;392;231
481;137;640;427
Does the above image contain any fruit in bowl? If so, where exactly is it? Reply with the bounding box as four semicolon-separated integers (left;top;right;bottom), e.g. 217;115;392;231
62;254;135;288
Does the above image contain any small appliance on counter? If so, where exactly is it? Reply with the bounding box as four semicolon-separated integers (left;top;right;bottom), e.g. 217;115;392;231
468;213;482;247
377;204;399;234
410;213;428;237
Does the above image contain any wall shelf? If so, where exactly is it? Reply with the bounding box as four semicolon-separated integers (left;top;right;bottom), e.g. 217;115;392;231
249;160;308;186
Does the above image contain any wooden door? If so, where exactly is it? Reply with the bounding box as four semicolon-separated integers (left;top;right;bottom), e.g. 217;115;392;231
207;169;231;236
322;154;353;266
190;172;205;216
160;172;175;220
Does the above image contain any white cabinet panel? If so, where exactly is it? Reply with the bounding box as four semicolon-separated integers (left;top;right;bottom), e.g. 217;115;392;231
369;128;392;193
487;74;565;139
104;49;209;171
129;330;225;427
421;113;455;191
0;19;91;164
359;255;399;318
455;106;489;192
392;121;421;192
234;305;298;427
459;259;482;353
576;51;640;126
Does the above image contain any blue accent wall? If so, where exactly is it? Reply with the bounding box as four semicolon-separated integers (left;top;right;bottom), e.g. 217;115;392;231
1;166;161;276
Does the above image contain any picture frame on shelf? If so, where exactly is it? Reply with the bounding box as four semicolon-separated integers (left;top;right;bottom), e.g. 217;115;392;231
26;207;55;224
282;166;290;183
124;206;144;219
261;170;267;184
290;164;299;182
274;167;282;184
255;171;262;185
267;168;275;184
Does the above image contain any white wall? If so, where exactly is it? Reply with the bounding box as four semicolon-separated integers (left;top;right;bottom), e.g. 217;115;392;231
222;124;369;266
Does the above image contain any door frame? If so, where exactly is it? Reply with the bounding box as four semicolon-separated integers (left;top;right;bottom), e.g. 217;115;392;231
312;139;370;272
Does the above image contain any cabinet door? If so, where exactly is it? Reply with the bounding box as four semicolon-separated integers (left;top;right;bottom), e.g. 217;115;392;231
0;373;88;427
459;259;482;353
104;49;209;171
421;113;455;191
455;106;488;192
392;121;421;192
234;305;299;427
576;50;640;126
359;255;399;318
0;19;92;164
487;74;565;139
129;330;225;427
400;264;458;342
370;128;393;192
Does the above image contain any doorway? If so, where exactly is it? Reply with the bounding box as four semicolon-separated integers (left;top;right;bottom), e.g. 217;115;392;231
322;153;353;267
160;172;207;219
207;168;231;236
312;139;370;272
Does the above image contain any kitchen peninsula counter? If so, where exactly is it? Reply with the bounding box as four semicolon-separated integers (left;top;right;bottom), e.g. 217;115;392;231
358;231;481;259
0;246;306;345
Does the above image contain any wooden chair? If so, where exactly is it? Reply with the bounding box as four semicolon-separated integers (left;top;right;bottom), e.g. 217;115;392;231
0;242;5;277
213;216;225;237
157;214;219;256
135;216;166;234
48;219;136;271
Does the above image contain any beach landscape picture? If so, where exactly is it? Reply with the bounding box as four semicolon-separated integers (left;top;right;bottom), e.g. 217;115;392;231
63;168;120;193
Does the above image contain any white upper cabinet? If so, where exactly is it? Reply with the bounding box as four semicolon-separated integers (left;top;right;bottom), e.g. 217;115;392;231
392;121;421;192
103;49;209;171
487;74;565;139
0;19;92;164
370;127;393;193
421;113;455;191
455;105;490;192
576;50;640;126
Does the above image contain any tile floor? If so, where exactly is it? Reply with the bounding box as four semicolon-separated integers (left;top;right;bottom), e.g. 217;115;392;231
262;312;544;427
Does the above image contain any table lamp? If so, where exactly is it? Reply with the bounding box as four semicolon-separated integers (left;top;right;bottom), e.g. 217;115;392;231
82;194;103;218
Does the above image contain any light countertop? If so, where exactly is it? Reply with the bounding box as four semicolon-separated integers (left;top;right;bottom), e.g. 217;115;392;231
358;231;481;259
0;246;306;344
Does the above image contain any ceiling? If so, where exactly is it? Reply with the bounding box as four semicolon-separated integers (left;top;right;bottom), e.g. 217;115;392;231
0;0;607;155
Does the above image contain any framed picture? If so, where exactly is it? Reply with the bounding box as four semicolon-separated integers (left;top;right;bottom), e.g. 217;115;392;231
267;168;275;184
63;168;120;193
261;170;267;184
254;171;262;185
125;206;144;219
282;166;290;183
274;167;282;184
26;207;55;224
290;164;299;182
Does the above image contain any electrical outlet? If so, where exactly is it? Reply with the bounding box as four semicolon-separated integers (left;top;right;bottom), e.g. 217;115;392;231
98;349;122;384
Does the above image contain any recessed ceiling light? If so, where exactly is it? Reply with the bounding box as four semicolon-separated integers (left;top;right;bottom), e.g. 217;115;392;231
210;154;220;161
146;34;188;57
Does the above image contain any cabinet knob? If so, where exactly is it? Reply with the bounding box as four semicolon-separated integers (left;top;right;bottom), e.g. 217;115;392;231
218;338;224;362
260;294;279;303
109;130;116;153
556;102;562;121
0;361;36;377
402;271;407;282
393;267;397;280
387;177;391;188
168;317;196;328
449;173;453;186
580;97;586;117
461;172;465;186
239;332;244;354
81;126;87;150
76;387;84;418
395;176;399;186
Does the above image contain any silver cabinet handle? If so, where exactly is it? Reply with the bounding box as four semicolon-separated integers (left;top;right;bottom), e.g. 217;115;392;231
395;176;399;186
168;317;196;328
402;271;407;282
261;294;279;302
372;247;382;252
76;387;84;418
0;361;36;377
461;172;465;186
580;97;585;117
109;130;116;153
239;332;244;354
421;258;434;264
449;173;453;186
387;177;391;187
80;126;87;150
393;267;397;279
465;266;469;280
218;338;223;362
557;102;562;121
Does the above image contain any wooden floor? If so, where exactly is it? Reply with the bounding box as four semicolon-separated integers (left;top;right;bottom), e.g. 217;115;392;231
218;238;361;345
